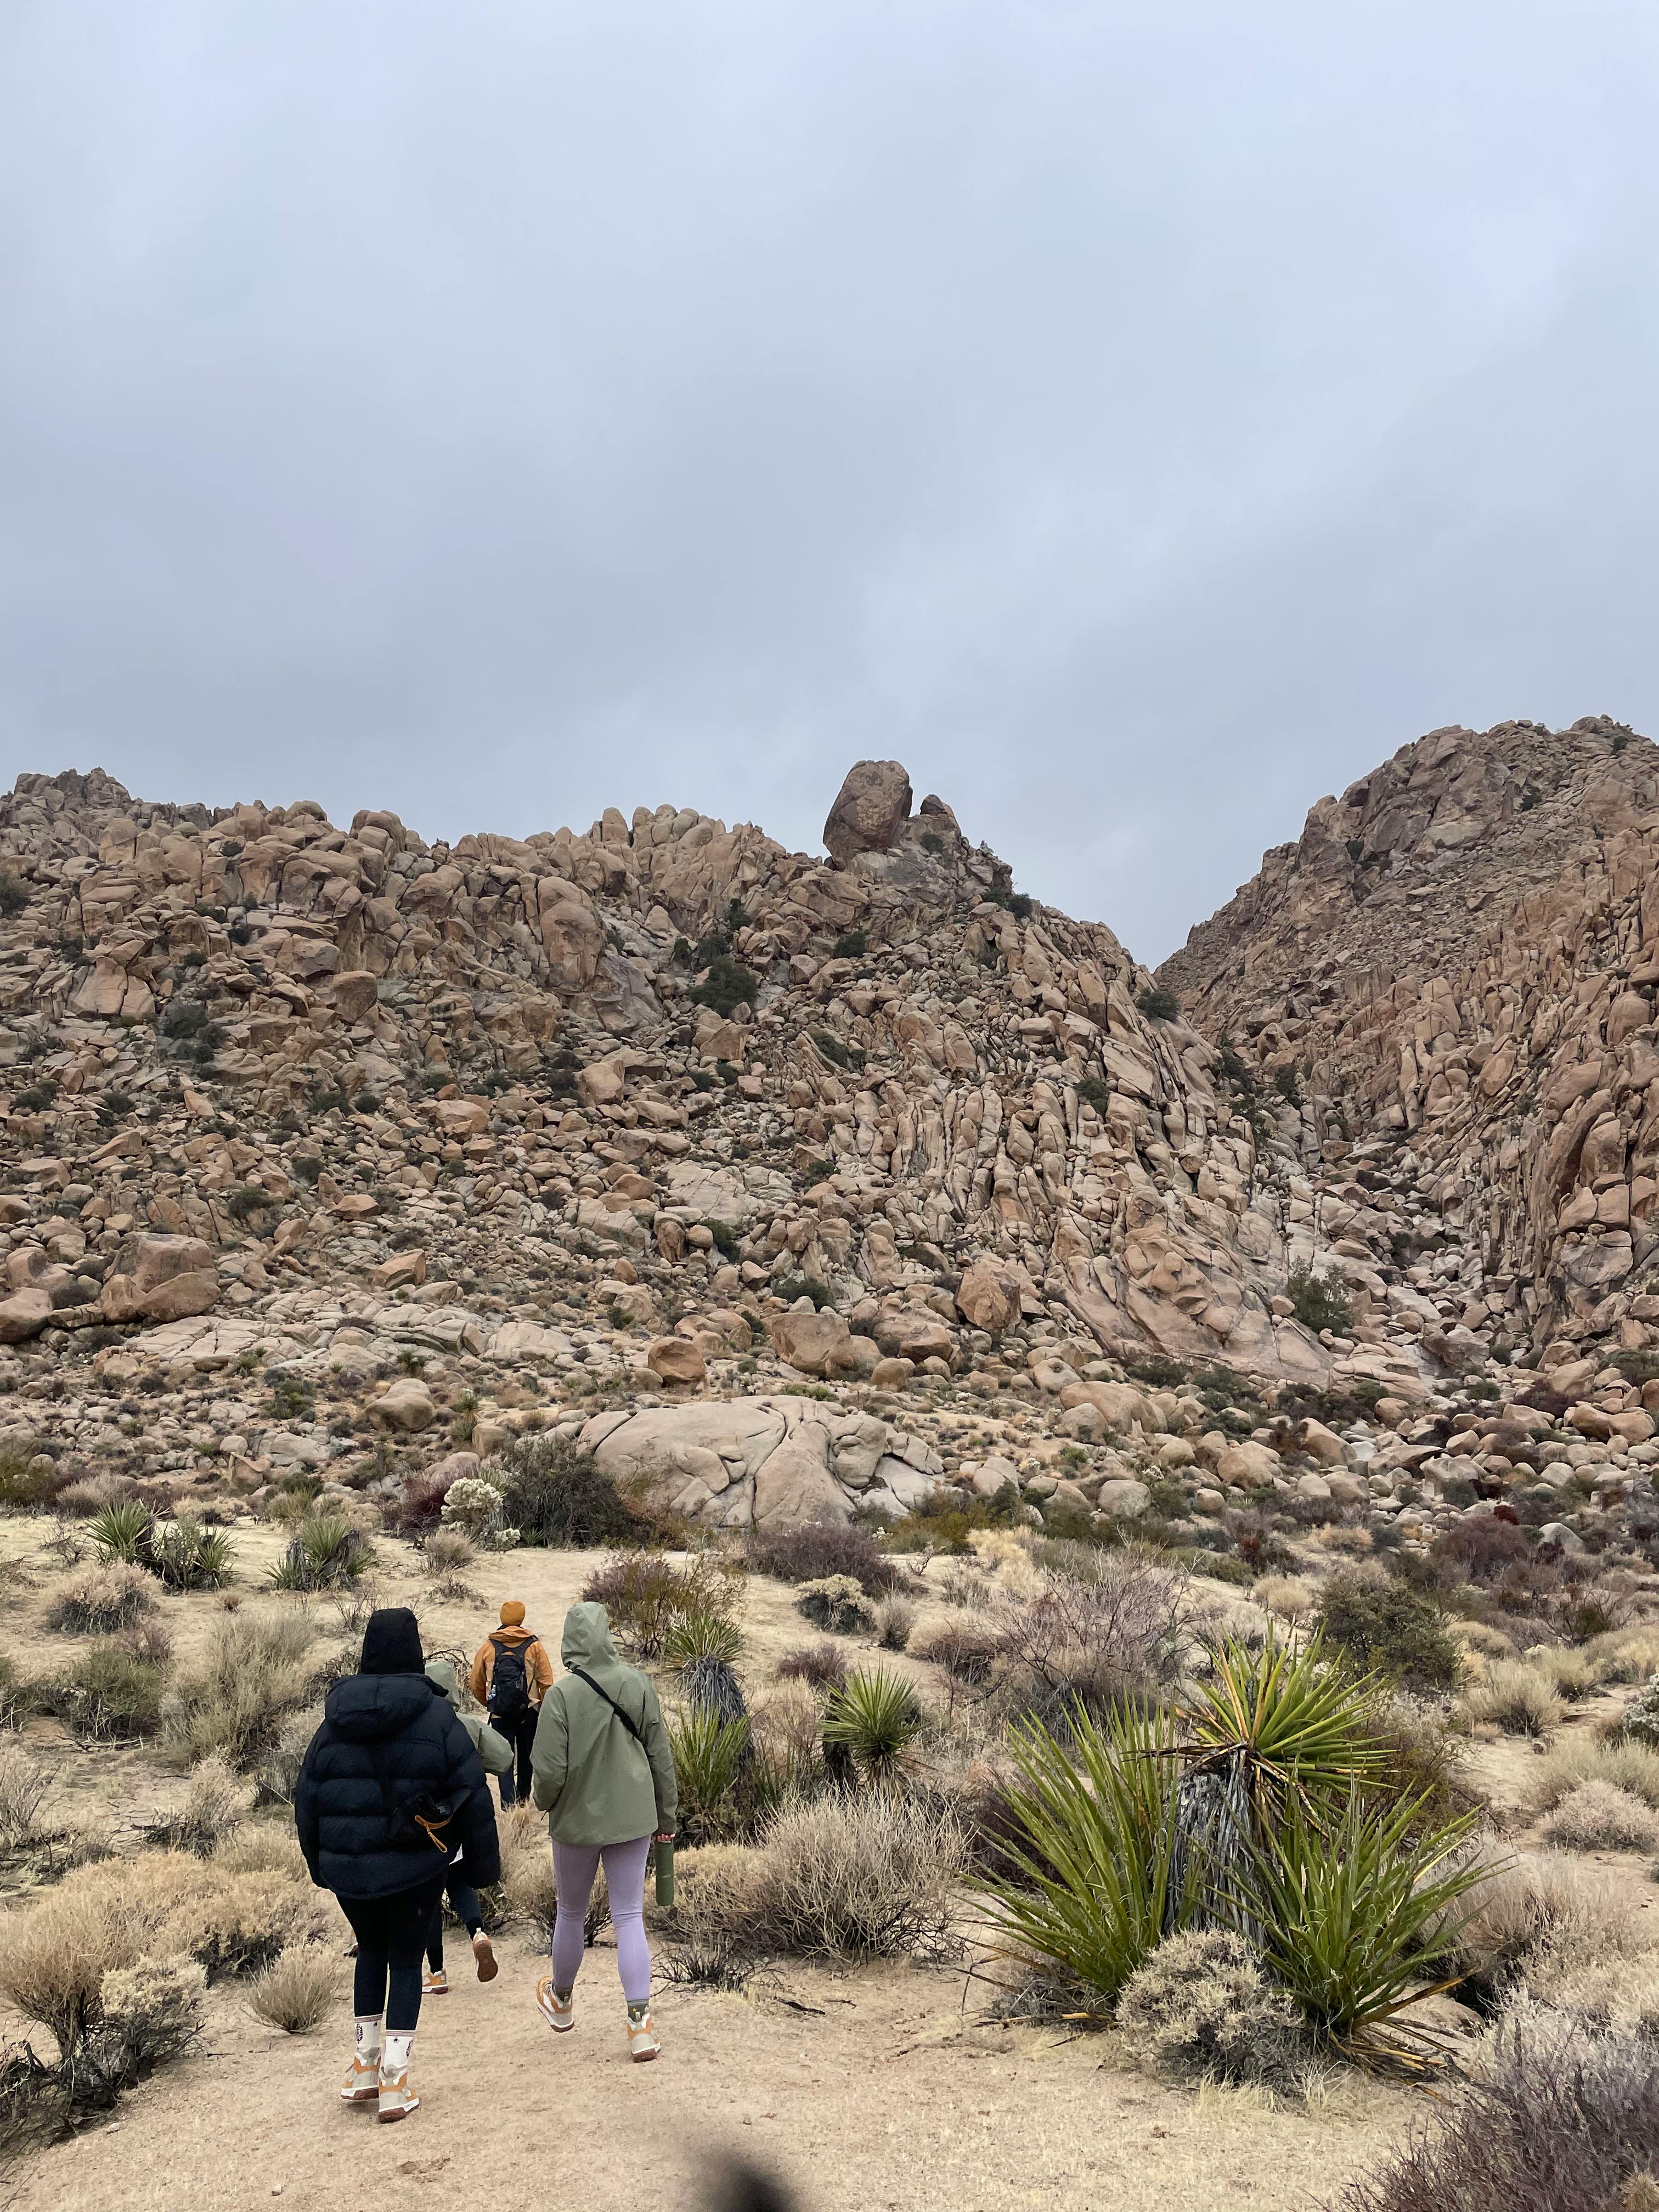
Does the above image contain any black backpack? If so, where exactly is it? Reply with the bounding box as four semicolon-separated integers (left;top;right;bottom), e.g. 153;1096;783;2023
488;1634;532;1718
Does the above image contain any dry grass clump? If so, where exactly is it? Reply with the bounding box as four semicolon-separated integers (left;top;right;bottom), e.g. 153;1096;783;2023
872;1594;917;1650
257;1703;325;1804
1540;1780;1659;1854
0;1848;331;2057
672;1796;964;1964
44;1562;155;1635
247;1944;342;2034
495;1804;560;1942
0;1741;53;1850
211;1822;311;1880
1460;1661;1567;1737
30;1643;166;1739
989;1551;1194;1730
1116;1929;1306;2087
910;1612;1004;1683
1526;1735;1659;1815
1254;1575;1318;1620
143;1755;256;1856
1583;1627;1659;1684
1337;2006;1659;2212
1445;1848;1651;2010
964;1529;1042;1600
775;1641;848;1690
163;1610;320;1769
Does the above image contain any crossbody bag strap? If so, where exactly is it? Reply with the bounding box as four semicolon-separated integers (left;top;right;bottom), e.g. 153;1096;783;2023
567;1666;646;1746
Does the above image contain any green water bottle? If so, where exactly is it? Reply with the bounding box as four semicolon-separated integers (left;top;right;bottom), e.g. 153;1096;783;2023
653;1833;675;1909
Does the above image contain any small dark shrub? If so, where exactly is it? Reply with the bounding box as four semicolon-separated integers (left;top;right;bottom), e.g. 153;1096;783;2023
832;929;867;959
747;1521;900;1596
1273;1064;1304;1106
0;871;30;918
490;1435;639;1548
775;1642;848;1691
910;1615;1001;1683
159;997;207;1040
1135;985;1179;1022
1285;1262;1354;1335
580;1552;737;1660
1317;1572;1460;1694
32;1646;165;1739
689;957;759;1018
224;1186;270;1223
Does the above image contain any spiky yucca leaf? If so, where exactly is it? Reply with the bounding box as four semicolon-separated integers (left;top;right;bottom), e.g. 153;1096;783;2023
668;1705;751;1843
1249;1787;1485;2064
662;1607;743;1671
821;1667;924;1779
982;1705;1192;2005
89;1501;154;1567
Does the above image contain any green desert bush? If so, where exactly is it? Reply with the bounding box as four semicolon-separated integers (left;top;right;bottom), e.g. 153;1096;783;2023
747;1519;900;1595
88;1500;154;1567
1285;1262;1353;1335
1621;1672;1659;1749
489;1434;640;1547
581;1551;738;1661
31;1645;165;1740
1116;1928;1305;2087
1317;1571;1461;1694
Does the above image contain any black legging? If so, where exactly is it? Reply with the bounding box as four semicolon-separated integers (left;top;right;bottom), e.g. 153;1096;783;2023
493;1709;538;1806
340;1877;447;2031
425;1867;483;1972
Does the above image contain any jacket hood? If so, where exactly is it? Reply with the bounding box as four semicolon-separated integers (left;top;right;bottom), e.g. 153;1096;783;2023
489;1625;538;1647
561;1602;619;1671
424;1658;459;1707
326;1671;439;1742
360;1607;425;1676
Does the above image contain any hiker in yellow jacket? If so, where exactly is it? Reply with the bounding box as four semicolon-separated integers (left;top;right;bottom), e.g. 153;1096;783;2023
467;1601;554;1807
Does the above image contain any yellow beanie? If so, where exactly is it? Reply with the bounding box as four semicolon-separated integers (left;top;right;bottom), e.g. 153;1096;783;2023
499;1600;526;1628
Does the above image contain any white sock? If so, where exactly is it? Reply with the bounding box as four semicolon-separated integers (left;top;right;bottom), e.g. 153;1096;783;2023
354;2015;382;2062
382;2030;415;2076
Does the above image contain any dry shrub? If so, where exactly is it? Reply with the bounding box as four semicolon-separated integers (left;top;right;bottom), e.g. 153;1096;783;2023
1547;1953;1659;2039
30;1643;166;1740
44;1562;155;1635
1117;1929;1306;2086
257;1703;325;1804
1451;1618;1519;1664
1527;1735;1659;1814
1336;2006;1659;2212
580;1551;739;1660
119;1617;174;1668
775;1641;847;1690
496;1804;560;1942
745;1520;899;1595
872;1595;916;1650
911;1612;1004;1683
1529;1646;1598;1699
1254;1575;1317;1620
1460;1661;1566;1737
212;1823;312;1880
795;1575;872;1634
82;1955;205;2085
144;1754;256;1855
990;1553;1194;1730
1447;1848;1651;2009
247;1944;342;2034
1541;1780;1659;1854
1583;1627;1659;1684
164;1611;320;1769
750;1680;821;1788
0;1741;52;1850
675;1795;964;1962
0;1849;329;2055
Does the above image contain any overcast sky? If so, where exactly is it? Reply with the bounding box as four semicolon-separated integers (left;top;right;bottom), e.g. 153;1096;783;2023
2;3;1656;963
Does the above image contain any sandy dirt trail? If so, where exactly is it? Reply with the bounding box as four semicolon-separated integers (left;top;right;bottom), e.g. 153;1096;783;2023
5;1942;1413;2212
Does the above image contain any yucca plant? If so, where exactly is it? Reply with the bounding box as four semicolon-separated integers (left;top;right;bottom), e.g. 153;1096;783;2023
1248;1787;1486;2068
1170;1634;1387;1933
668;1705;751;1844
269;1512;370;1592
89;1500;155;1568
983;1704;1191;2007
821;1667;924;1782
662;1607;743;1671
152;1520;234;1592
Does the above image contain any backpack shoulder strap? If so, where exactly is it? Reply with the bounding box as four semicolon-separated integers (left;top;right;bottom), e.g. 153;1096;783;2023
567;1666;646;1746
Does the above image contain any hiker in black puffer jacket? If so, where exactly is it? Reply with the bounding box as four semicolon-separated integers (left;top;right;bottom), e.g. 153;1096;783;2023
295;1607;499;2126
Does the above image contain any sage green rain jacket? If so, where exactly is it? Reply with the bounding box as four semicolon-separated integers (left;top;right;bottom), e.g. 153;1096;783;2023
424;1659;513;1776
529;1603;678;1846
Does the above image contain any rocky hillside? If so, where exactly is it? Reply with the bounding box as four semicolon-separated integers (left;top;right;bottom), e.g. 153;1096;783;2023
1159;714;1659;1368
2;735;1657;1578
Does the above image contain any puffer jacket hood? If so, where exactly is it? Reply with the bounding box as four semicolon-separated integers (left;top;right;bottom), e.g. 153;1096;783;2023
324;1671;439;1743
561;1602;620;1673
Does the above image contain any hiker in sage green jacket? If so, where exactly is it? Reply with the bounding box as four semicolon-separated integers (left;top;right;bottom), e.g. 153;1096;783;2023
421;1659;511;1995
529;1601;677;2062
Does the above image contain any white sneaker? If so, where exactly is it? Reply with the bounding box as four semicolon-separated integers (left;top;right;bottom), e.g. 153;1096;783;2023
626;2006;661;2063
536;1975;574;2033
340;2053;379;2105
377;2063;420;2123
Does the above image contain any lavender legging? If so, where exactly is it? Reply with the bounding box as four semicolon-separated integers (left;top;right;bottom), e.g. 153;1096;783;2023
550;1836;652;2005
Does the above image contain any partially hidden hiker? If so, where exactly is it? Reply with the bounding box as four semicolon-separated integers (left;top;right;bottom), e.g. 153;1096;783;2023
421;1657;511;1994
469;1599;554;1809
295;1607;500;2124
529;1600;677;2062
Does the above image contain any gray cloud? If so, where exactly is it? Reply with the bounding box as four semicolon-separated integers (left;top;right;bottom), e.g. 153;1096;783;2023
2;0;1655;960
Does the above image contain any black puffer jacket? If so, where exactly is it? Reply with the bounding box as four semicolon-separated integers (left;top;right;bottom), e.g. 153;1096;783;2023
295;1672;501;1899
